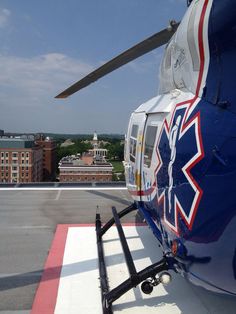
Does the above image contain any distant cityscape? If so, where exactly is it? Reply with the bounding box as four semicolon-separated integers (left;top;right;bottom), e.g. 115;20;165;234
0;129;125;183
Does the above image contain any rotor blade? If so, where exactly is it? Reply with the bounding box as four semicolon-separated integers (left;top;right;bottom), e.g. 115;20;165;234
55;21;179;99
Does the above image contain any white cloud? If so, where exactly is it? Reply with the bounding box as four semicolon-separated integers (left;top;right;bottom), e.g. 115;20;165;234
0;52;159;133
0;53;98;132
0;8;11;28
0;53;94;105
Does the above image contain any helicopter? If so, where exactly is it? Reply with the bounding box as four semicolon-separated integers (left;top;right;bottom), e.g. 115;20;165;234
56;0;236;312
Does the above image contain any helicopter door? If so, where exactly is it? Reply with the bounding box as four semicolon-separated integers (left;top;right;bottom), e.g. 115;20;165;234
141;113;166;202
124;112;146;202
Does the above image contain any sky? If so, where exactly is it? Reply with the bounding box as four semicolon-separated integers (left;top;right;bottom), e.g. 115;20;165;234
0;0;186;135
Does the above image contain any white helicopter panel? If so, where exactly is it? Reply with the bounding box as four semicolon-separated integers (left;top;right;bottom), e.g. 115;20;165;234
135;94;173;114
159;0;212;97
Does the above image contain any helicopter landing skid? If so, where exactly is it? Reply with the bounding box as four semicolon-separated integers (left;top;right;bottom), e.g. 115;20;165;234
96;204;170;314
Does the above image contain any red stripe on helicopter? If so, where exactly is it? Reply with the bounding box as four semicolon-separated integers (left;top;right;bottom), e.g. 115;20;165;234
155;0;209;235
129;183;156;196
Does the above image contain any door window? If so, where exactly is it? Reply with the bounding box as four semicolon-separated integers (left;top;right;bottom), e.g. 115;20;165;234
130;124;138;162
144;125;157;168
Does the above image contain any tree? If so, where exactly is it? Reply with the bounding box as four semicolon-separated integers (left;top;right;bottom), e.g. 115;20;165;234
55;140;93;173
106;142;124;160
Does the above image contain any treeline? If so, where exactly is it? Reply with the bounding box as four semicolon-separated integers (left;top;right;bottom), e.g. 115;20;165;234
46;133;124;141
56;137;124;166
56;139;93;164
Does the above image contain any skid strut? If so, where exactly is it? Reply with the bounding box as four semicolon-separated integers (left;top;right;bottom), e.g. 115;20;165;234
95;204;170;314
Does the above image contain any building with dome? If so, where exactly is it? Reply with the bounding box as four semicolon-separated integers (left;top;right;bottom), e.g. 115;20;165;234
88;132;108;161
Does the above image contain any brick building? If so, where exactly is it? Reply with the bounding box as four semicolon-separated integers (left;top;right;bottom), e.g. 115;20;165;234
0;138;43;183
36;136;56;181
59;154;113;182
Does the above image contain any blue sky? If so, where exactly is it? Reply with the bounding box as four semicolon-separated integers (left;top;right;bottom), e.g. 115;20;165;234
0;1;186;134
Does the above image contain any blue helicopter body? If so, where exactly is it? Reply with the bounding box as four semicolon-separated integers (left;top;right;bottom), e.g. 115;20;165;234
124;0;236;295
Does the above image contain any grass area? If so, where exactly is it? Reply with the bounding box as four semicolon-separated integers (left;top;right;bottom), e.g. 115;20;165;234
109;161;124;173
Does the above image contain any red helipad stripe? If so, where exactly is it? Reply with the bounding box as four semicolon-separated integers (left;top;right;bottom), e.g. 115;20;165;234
31;225;69;314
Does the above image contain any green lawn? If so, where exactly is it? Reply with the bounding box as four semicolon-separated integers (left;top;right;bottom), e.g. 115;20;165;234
109;161;124;173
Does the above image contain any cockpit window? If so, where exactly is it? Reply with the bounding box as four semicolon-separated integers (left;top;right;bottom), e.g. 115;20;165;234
144;125;157;168
130;124;138;162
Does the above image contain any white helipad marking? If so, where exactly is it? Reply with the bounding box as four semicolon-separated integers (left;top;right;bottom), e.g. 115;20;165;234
0;187;127;191
52;225;235;314
55;190;62;201
54;227;102;314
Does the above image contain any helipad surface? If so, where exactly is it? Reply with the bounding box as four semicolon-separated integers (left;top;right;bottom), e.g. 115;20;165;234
31;224;236;314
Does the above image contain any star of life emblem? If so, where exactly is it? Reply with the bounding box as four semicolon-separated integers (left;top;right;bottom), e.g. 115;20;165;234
156;101;204;235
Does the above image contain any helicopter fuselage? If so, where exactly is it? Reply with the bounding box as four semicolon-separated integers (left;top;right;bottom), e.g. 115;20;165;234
124;0;236;295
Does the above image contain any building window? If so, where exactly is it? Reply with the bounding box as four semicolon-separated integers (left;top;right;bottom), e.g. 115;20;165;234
1;152;4;158
12;152;18;158
12;166;17;171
